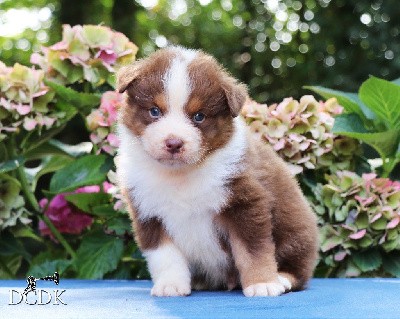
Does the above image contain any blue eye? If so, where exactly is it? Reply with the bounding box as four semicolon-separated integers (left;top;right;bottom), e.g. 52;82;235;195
149;107;161;118
193;112;205;123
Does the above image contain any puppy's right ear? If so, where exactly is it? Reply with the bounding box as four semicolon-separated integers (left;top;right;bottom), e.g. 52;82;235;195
116;62;142;93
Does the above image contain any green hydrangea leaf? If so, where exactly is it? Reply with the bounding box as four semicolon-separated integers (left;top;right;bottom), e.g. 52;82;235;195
0;255;22;278
383;252;400;277
44;80;101;113
333;113;399;158
49;154;112;194
0;156;25;174
352;249;382;272
105;215;132;236
65;192;111;213
0;230;31;261
91;204;117;217
359;76;400;130
28;259;71;278
74;230;124;279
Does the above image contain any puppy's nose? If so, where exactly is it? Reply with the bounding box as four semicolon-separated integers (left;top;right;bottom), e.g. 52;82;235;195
165;138;184;154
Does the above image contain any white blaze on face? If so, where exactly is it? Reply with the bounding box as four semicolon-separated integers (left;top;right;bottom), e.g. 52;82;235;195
164;48;197;113
140;47;203;166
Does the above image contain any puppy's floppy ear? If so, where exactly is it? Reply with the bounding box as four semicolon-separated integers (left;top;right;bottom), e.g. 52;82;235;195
116;61;142;93
221;74;248;118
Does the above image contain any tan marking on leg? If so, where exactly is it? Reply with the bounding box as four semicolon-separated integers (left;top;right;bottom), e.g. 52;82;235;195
229;234;277;287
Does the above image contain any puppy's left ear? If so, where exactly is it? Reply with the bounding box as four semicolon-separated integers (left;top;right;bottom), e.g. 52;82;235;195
221;75;248;117
116;61;142;93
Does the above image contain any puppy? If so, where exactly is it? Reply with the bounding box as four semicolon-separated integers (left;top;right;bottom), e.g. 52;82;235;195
116;46;318;297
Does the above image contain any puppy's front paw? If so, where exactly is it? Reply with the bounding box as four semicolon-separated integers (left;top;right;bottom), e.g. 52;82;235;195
243;282;286;297
278;274;292;291
151;281;191;297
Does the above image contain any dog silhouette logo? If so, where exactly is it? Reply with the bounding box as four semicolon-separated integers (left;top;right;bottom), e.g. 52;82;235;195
23;272;60;295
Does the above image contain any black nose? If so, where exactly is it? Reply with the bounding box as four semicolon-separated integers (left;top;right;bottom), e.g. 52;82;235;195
165;138;184;154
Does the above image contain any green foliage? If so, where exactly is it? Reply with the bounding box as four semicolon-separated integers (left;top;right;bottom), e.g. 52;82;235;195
64;193;111;214
359;78;400;130
307;77;400;177
29;259;72;278
352;249;382;272
74;230;124;279
45;80;101;114
49;155;112;193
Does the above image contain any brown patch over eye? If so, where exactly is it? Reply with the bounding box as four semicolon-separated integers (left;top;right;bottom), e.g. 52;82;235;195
153;94;168;114
120;49;175;136
186;54;235;154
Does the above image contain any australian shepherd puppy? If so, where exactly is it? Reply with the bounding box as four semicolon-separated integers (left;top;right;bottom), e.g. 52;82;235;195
116;46;318;297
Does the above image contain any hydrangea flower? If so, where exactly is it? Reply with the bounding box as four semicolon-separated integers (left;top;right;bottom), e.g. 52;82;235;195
86;91;122;155
39;186;98;240
0;62;62;141
31;24;138;87
86;93;124;211
242;96;360;174
0;176;31;230
104;169;125;211
312;171;400;275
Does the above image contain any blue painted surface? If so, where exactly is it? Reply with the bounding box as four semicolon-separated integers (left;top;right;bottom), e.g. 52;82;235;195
0;279;399;319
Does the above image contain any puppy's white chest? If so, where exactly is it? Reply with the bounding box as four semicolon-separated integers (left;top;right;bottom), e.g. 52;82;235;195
129;171;230;270
161;207;228;272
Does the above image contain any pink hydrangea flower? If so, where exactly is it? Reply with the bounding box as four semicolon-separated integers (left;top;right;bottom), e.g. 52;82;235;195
87;91;122;155
0;62;60;141
349;229;366;240
242;96;359;174
38;186;100;240
105;169;125;211
96;49;118;65
31;24;138;86
315;170;400;263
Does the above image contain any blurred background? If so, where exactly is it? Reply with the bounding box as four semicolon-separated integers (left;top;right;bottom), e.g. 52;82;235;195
1;0;400;102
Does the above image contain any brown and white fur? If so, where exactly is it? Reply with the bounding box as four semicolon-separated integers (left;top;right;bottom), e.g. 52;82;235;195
116;46;318;297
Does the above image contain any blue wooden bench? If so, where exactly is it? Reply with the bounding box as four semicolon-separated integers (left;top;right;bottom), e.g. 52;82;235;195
1;279;399;318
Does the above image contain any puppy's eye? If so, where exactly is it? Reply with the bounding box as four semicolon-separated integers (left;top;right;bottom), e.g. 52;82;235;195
193;112;206;124
149;106;162;118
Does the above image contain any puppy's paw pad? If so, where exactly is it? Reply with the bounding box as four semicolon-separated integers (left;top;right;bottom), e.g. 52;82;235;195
151;282;191;297
278;274;292;291
243;282;285;297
